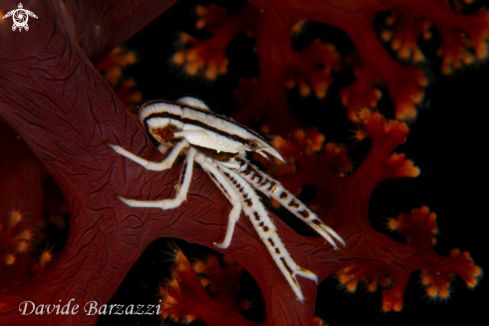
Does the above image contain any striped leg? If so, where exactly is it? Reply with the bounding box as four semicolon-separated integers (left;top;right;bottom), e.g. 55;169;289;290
118;148;196;210
109;139;189;171
236;159;345;249
216;163;317;301
194;154;242;249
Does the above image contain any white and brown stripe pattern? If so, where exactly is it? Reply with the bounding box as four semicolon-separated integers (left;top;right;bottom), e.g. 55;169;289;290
139;99;284;161
110;96;345;302
235;158;346;249
215;163;317;301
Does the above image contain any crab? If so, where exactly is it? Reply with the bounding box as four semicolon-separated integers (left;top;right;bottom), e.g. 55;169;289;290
109;96;345;301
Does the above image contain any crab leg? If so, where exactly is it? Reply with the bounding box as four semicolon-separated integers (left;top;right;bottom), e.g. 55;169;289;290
118;148;196;210
109;139;189;171
194;154;242;249
216;163;317;301
235;159;346;249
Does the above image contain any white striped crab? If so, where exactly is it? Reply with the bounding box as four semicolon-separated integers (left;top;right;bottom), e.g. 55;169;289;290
110;96;345;301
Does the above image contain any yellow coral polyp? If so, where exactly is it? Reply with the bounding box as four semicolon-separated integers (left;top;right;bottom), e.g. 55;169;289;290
410;88;424;104
204;63;218;80
291;20;305;35
121;52;136;66
367;280;378;292
195;18;206;30
299;81;311;97
9;210;22;226
219;59;229;74
4;253;16;265
392;300;403;312
420;272;432;286
173;249;192;273
385;15;397;26
179;33;194;45
192;260;207;275
314;80;328;99
438;286;451;299
466;266;482;288
382;294;403;312
285;77;295;89
387;218;400;231
381;30;393;42
426;283;451;299
475;41;488;60
104;67;122;86
186;62;199;75
40;249;54;267
16;240;29;253
238;298;253;311
356;108;373;122
391;37;402;51
338;272;353;285
199;277;212;288
395;101;417;120
195;5;207;17
345;278;359;292
172;51;185;65
15;229;33;242
388;153;420;178
272;136;288;151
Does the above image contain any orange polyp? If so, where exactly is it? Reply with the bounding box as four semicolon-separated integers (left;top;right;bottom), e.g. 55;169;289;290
420;273;432;286
391;37;402;51
195;18;206;30
195;5;206;16
387;218;400;231
16;240;29;253
172;51;185;65
14;229;32;242
314;81;328;99
426;284;440;298
410;89;424;103
386;15;396;26
393;299;403;312
367;280;378;292
338;273;353;285
185;62;199;75
238;299;252;311
345;278;358;292
381;30;393;42
293;129;305;141
299;81;311;97
4;253;15;265
413;47;425;62
192;260;206;274
291;20;304;35
40;248;54;267
438;286;451;299
205;64;218;80
9;210;22;226
395;102;417;120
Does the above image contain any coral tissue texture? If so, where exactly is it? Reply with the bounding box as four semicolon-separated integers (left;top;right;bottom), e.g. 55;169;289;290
0;0;485;326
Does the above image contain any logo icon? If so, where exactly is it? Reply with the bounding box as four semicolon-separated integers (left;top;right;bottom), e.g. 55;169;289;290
3;3;38;32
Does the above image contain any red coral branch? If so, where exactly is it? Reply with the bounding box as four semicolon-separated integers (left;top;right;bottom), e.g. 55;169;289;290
174;0;489;134
158;249;254;325
261;108;481;314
